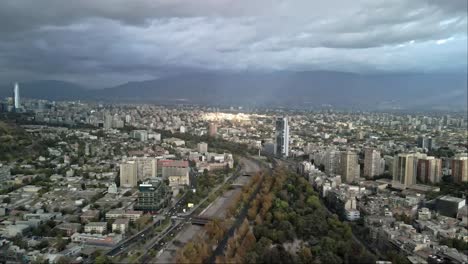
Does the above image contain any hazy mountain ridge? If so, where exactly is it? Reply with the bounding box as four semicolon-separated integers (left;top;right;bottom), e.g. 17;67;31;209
0;80;92;100
1;71;466;109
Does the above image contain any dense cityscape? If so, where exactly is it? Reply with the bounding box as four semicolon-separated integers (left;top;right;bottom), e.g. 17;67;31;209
0;1;467;263
0;84;466;264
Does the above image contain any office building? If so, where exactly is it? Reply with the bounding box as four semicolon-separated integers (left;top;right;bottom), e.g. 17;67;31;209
341;150;360;184
436;196;466;218
417;156;442;184
275;117;290;158
134;180;171;213
451;155;468;183
13;82;20;110
119;161;138;188
364;148;382;178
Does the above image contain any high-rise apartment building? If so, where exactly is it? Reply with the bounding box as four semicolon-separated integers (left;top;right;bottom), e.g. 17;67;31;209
364;148;381;178
104;114;113;130
323;149;342;175
393;153;426;186
451;155;468;183
275;117;289;158
120;161;138;188
417;136;436;150
341;150;360;184
134;157;157;180
417;156;442;184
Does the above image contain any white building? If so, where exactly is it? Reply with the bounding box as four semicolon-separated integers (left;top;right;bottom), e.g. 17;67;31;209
13;82;20;110
130;130;148;142
197;142;208;154
84;222;107;234
112;218;129;234
364;148;382;178
120;161;137;188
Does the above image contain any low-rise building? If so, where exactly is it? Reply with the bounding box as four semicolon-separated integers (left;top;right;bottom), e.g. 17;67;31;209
84;222;107;234
105;210;143;222
71;233;122;247
112;218;129;234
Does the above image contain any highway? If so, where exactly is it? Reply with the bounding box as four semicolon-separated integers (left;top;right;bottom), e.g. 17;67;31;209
141;157;264;263
106;217;165;257
105;192;189;258
207;158;267;263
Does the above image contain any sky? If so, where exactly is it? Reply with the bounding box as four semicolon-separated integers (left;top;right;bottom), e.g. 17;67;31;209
0;0;466;87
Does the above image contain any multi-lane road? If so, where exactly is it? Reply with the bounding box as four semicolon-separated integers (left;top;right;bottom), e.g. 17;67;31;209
144;157;264;263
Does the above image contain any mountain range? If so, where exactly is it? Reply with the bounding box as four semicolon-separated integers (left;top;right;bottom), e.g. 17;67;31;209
0;71;466;110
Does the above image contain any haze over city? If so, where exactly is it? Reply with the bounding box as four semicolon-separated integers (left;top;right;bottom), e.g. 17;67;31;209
0;1;467;264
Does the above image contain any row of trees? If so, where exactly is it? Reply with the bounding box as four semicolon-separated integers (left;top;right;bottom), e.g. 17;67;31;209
175;172;265;263
239;168;377;264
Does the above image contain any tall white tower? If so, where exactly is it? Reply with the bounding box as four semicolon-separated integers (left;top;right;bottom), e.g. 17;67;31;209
275;117;290;158
13;82;20;109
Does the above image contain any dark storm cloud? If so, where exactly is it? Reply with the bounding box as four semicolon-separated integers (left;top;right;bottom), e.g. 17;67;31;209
0;0;466;86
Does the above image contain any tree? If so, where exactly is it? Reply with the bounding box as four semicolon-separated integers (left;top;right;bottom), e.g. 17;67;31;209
298;247;313;264
2;197;11;203
56;256;72;264
55;235;68;251
95;255;113;264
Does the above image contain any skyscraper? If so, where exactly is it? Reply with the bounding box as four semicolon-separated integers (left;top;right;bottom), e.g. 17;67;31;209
364;148;381;178
275;117;289;158
13;82;20;110
341;150;359;184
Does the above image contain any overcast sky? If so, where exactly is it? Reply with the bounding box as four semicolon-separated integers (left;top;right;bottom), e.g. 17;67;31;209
0;0;466;87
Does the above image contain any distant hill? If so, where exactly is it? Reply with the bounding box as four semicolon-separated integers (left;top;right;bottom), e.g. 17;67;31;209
1;71;466;110
0;80;91;100
94;71;468;110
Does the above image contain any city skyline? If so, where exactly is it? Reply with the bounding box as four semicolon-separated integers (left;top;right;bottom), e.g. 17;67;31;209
0;1;467;263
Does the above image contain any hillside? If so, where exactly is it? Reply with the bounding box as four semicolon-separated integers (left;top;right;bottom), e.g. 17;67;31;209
1;71;466;110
